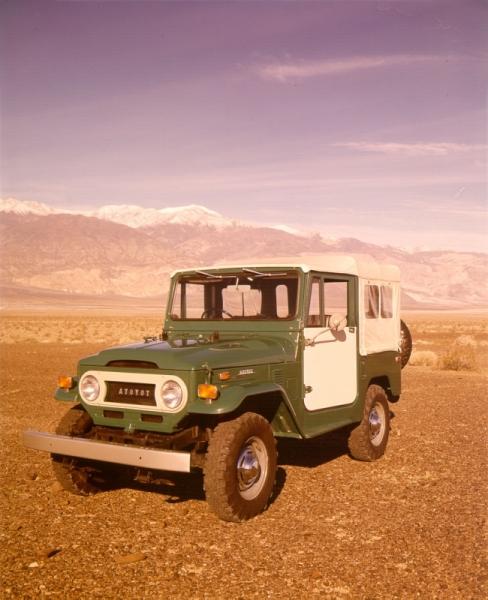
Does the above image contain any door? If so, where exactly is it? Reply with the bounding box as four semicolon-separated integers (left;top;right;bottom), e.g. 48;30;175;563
303;276;357;411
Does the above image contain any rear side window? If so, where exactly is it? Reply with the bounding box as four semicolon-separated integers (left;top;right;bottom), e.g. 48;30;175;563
364;285;379;319
381;286;393;318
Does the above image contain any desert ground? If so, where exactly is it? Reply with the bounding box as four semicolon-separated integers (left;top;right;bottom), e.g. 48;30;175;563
1;312;487;599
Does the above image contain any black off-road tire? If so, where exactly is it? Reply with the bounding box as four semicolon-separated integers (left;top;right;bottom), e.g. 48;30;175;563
51;405;106;495
400;320;413;368
203;412;277;522
348;385;390;461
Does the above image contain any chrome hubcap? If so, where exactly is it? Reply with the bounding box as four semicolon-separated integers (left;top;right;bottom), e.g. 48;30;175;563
369;403;386;447
237;436;268;500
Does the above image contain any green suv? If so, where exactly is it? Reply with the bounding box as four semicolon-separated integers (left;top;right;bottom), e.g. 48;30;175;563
24;255;412;522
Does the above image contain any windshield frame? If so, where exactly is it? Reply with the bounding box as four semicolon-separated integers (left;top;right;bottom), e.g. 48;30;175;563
166;267;302;323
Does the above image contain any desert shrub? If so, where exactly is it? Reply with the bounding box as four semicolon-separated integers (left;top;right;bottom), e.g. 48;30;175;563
409;350;439;368
454;335;477;348
440;336;478;371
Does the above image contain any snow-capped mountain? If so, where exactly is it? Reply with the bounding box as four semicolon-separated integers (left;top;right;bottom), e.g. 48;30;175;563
0;197;57;216
0;198;234;229
88;203;234;229
1;197;487;308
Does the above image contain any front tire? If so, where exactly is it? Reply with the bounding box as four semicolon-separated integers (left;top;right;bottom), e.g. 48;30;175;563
348;385;390;461
51;405;108;495
204;412;277;522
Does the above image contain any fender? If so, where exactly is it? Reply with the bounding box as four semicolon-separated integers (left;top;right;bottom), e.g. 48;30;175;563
188;382;304;437
54;387;79;402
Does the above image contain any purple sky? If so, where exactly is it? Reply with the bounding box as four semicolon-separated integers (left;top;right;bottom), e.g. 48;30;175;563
1;0;486;251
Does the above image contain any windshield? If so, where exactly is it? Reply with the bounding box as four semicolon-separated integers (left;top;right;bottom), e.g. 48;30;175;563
169;269;299;321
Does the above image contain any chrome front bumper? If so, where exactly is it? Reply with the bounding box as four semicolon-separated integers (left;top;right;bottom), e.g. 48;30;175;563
23;430;191;473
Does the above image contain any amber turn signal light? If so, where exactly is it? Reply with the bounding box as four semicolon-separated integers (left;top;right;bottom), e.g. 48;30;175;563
58;376;73;390
218;371;231;381
198;384;219;400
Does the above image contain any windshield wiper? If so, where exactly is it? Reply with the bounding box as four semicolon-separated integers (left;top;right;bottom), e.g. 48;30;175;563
195;270;224;279
194;268;287;280
242;268;287;278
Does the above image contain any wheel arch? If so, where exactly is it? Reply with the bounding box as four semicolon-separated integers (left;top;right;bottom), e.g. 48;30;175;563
367;375;399;403
185;384;303;437
233;390;301;437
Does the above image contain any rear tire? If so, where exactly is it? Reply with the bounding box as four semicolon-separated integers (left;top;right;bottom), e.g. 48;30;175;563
348;385;390;461
204;412;277;522
51;406;108;495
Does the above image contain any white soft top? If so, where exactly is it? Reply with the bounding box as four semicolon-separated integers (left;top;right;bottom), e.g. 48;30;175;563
173;254;400;282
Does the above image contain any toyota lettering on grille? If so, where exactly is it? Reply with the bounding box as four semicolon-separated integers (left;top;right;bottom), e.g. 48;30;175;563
105;381;156;406
118;387;151;398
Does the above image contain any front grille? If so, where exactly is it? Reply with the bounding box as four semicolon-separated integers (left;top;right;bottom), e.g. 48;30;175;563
105;381;156;406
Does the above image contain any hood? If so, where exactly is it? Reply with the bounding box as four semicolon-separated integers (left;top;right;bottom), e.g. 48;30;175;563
80;335;295;371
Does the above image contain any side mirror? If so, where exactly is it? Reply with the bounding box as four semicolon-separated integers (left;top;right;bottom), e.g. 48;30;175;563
329;314;347;332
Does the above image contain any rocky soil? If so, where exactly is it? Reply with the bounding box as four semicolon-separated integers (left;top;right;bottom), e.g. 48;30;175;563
1;342;487;599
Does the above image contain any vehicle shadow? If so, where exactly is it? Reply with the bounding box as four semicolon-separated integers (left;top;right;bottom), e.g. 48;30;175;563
135;471;206;502
277;411;396;469
115;421;388;507
123;467;287;509
277;426;353;468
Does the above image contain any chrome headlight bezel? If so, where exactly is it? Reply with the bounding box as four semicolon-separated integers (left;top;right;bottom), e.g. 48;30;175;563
79;374;100;403
161;380;183;410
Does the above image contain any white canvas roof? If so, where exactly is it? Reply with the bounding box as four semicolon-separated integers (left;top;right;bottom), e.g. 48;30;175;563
173;254;400;282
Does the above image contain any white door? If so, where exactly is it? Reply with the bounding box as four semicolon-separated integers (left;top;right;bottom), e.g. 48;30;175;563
303;326;357;411
303;275;357;411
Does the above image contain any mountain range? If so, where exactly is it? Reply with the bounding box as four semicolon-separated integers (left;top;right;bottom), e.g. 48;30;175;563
1;198;486;310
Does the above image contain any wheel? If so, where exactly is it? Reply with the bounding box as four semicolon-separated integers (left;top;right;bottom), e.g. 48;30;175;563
203;412;277;522
51;405;110;495
400;320;412;368
348;385;390;461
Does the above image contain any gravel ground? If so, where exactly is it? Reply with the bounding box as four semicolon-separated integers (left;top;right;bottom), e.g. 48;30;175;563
1;342;487;599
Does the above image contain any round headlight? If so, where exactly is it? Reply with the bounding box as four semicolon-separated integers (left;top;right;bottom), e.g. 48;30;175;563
80;374;100;402
161;380;183;410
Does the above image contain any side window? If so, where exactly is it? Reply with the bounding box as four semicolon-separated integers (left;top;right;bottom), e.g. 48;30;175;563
324;280;348;325
276;284;289;318
307;277;321;327
364;284;379;319
381;286;393;318
171;282;181;318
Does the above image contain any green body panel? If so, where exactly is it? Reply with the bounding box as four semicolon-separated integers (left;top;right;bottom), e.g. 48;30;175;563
191;381;304;438
75;332;301;434
297;351;401;438
82;404;188;433
55;387;78;402
80;335;296;371
359;351;401;398
55;266;402;441
189;382;285;415
74;361;197;433
292;329;363;439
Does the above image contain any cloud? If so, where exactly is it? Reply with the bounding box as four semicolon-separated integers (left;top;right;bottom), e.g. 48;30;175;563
335;141;486;157
256;54;450;82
